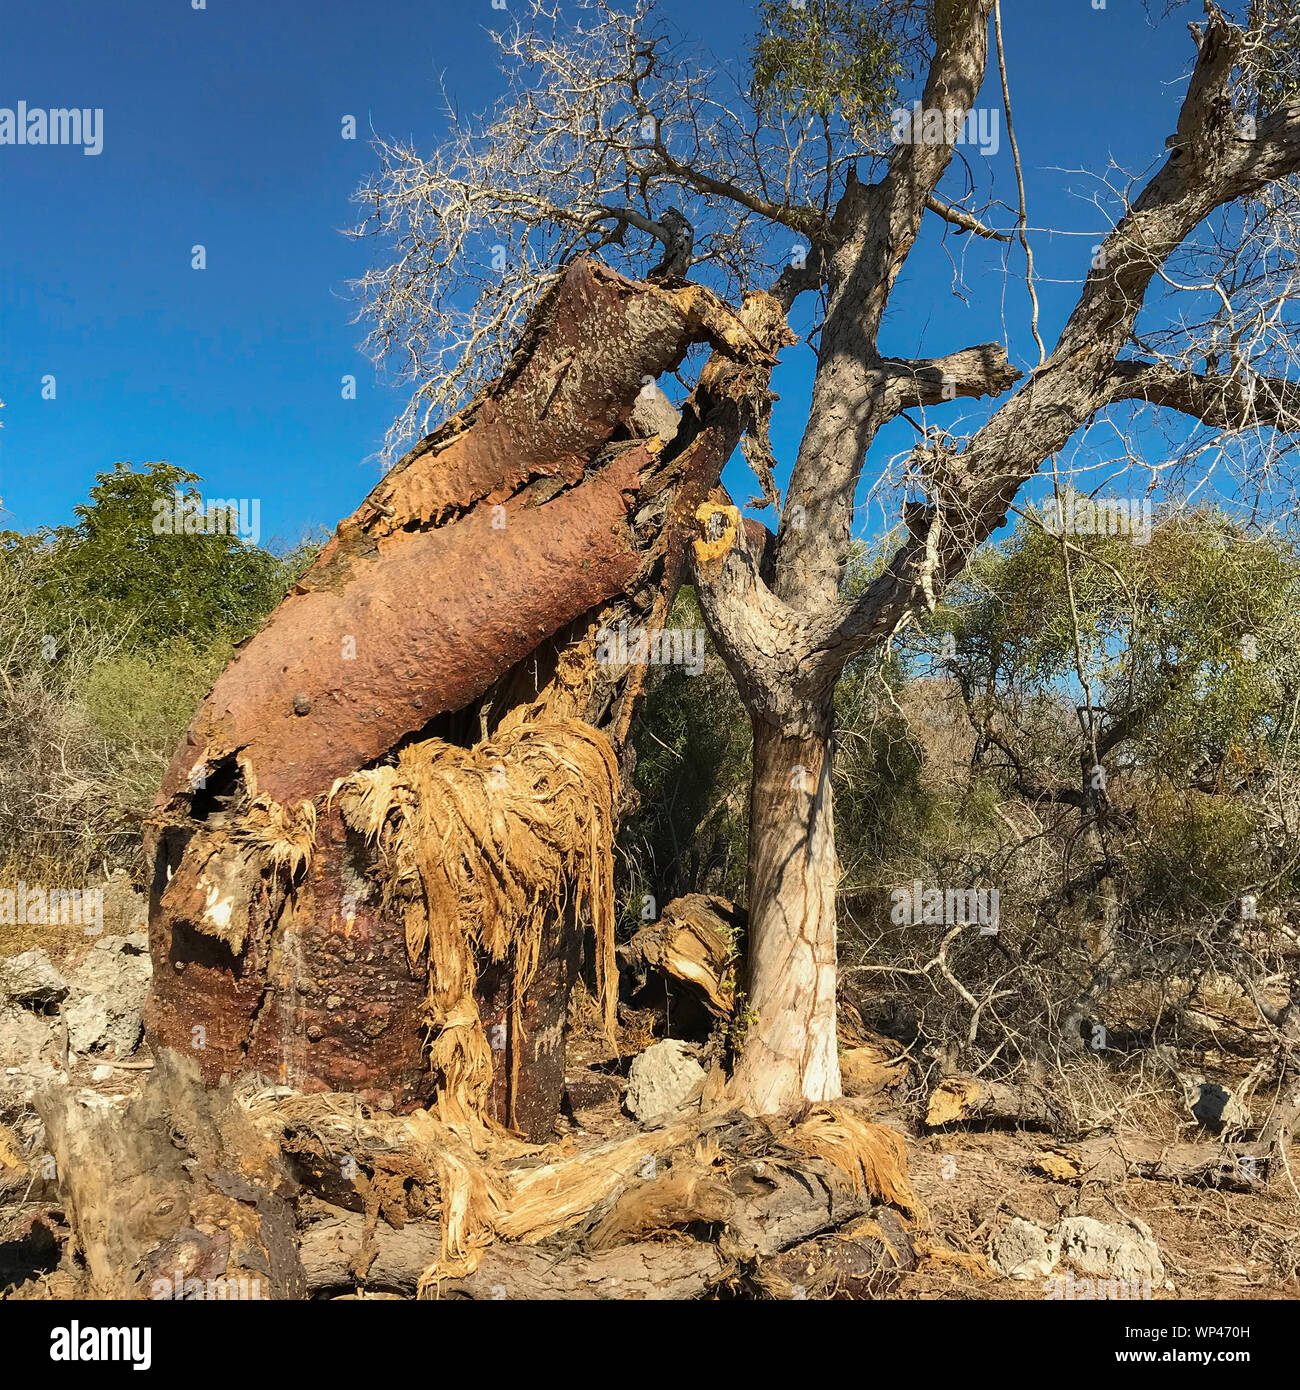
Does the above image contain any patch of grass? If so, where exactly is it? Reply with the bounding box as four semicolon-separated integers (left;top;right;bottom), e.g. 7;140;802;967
0;856;97;960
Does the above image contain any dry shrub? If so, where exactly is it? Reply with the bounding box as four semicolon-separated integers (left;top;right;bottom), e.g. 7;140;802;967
0;551;236;891
0;556;124;881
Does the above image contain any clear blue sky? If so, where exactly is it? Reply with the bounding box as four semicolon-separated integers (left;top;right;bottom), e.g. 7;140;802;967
0;0;1194;546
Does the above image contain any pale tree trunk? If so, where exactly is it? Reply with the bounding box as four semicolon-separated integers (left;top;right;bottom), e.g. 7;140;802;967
730;719;842;1113
693;7;1300;1126
689;0;1005;1117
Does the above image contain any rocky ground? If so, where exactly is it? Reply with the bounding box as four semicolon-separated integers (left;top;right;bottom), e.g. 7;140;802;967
557;996;1300;1302
0;875;154;1289
1;890;1297;1300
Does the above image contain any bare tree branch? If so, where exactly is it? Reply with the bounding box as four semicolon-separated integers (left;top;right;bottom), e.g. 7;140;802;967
882;343;1022;415
925;192;1013;240
818;9;1300;676
1104;357;1300;430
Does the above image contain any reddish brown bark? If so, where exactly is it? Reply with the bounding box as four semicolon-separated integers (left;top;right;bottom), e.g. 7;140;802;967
157;260;723;808
162;448;649;807
145;259;793;1126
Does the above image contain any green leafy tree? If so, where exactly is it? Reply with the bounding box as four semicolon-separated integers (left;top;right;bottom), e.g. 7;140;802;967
937;508;1300;789
5;462;304;649
750;0;906;142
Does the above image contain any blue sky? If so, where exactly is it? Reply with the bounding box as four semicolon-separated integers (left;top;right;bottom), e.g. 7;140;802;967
0;0;1196;546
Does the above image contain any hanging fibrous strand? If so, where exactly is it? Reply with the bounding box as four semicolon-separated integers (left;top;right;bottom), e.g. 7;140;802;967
329;717;621;1126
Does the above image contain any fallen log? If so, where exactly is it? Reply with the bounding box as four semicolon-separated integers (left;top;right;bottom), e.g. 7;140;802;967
29;1059;923;1302
1020;1076;1300;1192
755;1209;917;1300
926;1076;1064;1131
247;1085;923;1296
297;1135;915;1300
1030;1131;1288;1192
36;1050;304;1299
586;1166;734;1250
300;1212;730;1299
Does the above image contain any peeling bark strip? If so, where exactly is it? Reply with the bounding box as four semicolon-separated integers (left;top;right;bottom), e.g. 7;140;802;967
327;718;622;1128
146;258;794;1116
299;1213;731;1300
158;261;736;808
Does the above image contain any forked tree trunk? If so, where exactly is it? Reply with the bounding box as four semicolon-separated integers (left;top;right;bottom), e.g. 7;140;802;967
729;718;842;1114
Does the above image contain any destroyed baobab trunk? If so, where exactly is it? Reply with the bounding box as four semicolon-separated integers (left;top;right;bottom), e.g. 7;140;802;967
145;257;793;1134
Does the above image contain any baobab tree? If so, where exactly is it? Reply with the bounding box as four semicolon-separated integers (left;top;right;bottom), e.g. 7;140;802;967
343;0;1300;1116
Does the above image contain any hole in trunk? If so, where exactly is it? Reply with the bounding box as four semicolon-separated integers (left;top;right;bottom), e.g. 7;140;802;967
0;1213;63;1290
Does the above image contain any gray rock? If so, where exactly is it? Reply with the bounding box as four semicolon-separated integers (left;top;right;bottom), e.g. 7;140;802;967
990;1217;1059;1279
1190;1081;1247;1133
64;935;152;1058
624;1039;706;1122
0;1008;67;1111
0;949;68;1008
0;1008;64;1074
1054;1215;1164;1285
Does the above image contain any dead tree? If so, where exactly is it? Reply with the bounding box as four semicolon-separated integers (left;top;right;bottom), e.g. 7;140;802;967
144;259;793;1137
